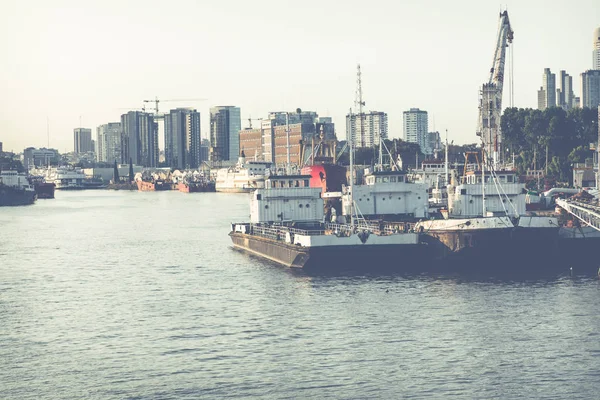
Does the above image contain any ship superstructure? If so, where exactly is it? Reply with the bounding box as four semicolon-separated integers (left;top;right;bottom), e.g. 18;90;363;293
0;170;36;206
215;152;271;193
414;155;559;267
341;170;429;221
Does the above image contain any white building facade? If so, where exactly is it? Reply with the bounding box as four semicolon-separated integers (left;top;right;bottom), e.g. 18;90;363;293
403;108;428;154
96;122;122;163
345;111;388;148
581;70;600;109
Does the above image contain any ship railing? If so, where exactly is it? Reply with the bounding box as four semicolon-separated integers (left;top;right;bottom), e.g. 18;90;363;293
248;224;326;240
242;220;416;240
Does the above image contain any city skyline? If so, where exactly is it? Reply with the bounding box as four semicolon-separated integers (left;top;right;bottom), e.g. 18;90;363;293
1;0;599;153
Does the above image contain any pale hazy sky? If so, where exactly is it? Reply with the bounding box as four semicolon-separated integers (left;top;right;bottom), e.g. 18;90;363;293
1;0;598;153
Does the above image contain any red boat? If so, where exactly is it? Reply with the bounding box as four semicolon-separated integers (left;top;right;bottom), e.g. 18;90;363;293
136;180;173;191
28;176;55;199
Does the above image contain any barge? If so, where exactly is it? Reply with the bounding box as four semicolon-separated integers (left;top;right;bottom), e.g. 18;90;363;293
229;174;424;270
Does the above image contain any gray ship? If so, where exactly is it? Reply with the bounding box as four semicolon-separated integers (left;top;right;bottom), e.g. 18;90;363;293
0;170;36;206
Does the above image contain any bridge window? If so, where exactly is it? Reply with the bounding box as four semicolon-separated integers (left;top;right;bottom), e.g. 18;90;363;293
389;176;396;183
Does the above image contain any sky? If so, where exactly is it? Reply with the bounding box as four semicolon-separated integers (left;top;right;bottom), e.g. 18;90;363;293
0;0;599;153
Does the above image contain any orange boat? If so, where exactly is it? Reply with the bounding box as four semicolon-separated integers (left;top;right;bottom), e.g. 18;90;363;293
136;180;173;191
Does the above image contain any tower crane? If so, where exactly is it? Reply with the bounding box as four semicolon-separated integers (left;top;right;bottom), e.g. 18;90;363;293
476;10;513;169
142;97;208;114
246;116;263;129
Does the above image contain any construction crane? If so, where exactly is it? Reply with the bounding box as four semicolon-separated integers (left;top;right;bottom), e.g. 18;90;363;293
476;10;514;169
246;116;263;129
142;97;208;114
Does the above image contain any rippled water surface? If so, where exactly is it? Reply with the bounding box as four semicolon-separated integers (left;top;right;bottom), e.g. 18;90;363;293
2;190;600;399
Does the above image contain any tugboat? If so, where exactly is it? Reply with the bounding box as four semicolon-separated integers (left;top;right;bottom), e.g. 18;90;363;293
0;170;36;206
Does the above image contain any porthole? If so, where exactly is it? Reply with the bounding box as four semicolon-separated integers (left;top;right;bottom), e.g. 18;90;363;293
305;204;310;208
299;204;303;208
265;205;269;209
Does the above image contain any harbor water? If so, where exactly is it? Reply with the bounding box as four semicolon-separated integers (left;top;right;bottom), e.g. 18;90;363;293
1;191;600;399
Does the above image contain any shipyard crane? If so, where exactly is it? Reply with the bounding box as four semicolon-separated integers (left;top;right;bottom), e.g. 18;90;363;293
477;11;514;169
142;97;208;114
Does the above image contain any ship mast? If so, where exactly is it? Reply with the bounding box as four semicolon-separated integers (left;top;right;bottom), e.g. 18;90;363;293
349;107;355;229
444;129;449;186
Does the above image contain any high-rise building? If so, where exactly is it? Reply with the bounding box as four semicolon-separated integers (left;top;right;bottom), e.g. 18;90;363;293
426;131;441;157
200;139;210;165
96;122;122;164
581;70;600;109
541;68;556;109
164;108;201;169
555;70;577;109
593;27;600;70
210;106;241;163
74;128;93;154
121;111;158;167
565;74;575;109
403;108;428;153
345;111;388;148
537;87;546;110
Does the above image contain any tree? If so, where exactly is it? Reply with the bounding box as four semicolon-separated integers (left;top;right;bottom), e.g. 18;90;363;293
500;106;599;187
128;158;134;183
113;160;120;183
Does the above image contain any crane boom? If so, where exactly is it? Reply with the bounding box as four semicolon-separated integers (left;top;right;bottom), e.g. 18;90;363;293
477;11;513;169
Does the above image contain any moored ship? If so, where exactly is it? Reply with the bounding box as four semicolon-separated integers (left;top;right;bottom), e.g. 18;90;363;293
0;170;36;206
229;174;424;270
215;152;271;193
413;162;559;269
49;167;86;190
28;175;55;199
136;179;172;191
177;180;215;193
135;171;175;191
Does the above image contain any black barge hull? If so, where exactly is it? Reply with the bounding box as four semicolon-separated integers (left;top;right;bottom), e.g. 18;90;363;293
229;232;426;270
420;226;565;272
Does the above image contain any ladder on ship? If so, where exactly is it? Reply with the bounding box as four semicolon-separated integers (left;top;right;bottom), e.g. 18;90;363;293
556;198;600;232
